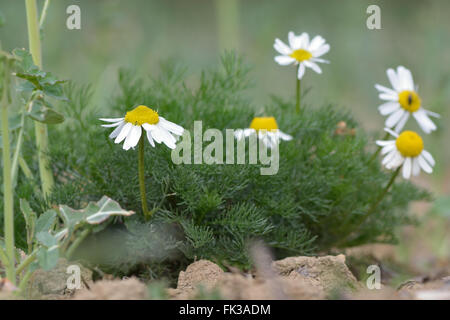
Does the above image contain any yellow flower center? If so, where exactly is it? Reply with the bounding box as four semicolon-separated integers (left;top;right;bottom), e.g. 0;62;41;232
395;130;424;158
290;49;312;62
249;117;278;131
398;90;421;112
124;105;159;126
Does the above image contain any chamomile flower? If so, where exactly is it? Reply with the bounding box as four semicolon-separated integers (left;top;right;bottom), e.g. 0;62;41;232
273;31;330;79
100;105;184;150
234;117;293;149
375;66;440;134
376;128;435;179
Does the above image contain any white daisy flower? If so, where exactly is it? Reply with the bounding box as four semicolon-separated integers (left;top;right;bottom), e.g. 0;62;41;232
100;105;184;150
273;31;330;79
375;66;440;134
376;128;435;179
234;117;293;149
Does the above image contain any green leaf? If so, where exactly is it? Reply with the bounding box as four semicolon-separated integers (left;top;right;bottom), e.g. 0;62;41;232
86;196;135;224
12;49;36;73
12;48;68;101
37;246;59;271
27;99;64;124
20;198;37;233
58;196;135;228
35;209;57;234
36;231;58;247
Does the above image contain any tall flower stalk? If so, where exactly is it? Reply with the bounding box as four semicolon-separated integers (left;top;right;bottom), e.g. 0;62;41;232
1;54;16;284
296;69;301;113
138;136;149;217
273;31;330;114
100;105;184;219
25;0;54;198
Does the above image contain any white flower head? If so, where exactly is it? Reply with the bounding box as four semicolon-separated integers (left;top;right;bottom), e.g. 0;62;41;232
376;128;435;179
273;31;330;79
375;66;440;134
234;117;293;149
100;105;184;150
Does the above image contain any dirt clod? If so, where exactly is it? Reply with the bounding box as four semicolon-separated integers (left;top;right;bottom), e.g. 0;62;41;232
272;254;359;292
27;259;92;300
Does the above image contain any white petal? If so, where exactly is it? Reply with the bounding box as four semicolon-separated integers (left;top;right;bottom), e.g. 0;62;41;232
402;157;412;179
387;68;401;92
114;122;132;144
418;155;433;173
101;121;123;128
375;84;397;95
310;57;329;64
421;150;435;166
384;127;399;138
309;35;326;51
100;117;124;122
146;130;155;147
382;149;397;167
381;143;396;155
389;152;405;169
297;63;306;79
376;140;396;147
378;102;400;116
379;93;399;101
312;44;330;57
425;109;440;118
154;125;177;149
303;60;322;74
413;109;437;134
297;32;309;49
412;157;421;176
397;66;414;91
288;31;302;50
385;109;405;129
158;117;184;136
109;121;126;139
274;55;296;66
123;125;142;150
279;130;293;141
274;39;292;55
394;112;409;132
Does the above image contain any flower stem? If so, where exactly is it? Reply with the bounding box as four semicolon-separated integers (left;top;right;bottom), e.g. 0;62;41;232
138;135;150;219
65;228;90;260
337;166;401;247
1;58;15;284
25;0;54;199
296;68;301;114
368;131;390;163
39;0;51;28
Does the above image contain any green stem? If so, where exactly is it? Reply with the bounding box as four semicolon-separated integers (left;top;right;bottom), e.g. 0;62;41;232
25;0;54;199
138;135;150;219
1;59;15;284
39;0;51;28
368;131;390;163
11;111;26;187
18;270;32;296
295;67;301;114
15;250;37;275
338;166;401;247
65;228;90;260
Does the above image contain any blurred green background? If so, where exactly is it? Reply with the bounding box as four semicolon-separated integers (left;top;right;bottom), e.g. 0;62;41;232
0;0;449;193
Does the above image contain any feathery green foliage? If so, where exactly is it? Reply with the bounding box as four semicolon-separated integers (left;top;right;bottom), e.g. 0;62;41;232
4;53;429;278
